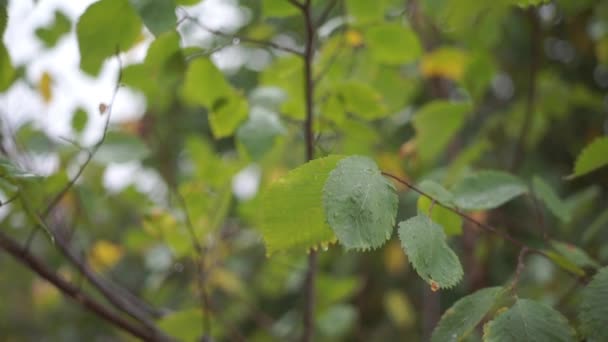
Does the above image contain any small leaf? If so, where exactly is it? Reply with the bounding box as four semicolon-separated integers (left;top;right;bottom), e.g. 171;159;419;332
88;240;124;272
418;196;462;236
38;71;53;103
236;107;285;160
413;101;471;164
76;0;143;75
334;81;387;120
532;176;571;223
35;10;71;48
551;240;600;269
130;0;176;36
432;287;504;342
259;155;345;255
420;47;468;81
364;23;422;65
71;107;89;134
452;171;527;210
568;137;608;179
483;299;576;342
398;214;463;289
579;266;608;341
0;41;15;91
323;156;398;250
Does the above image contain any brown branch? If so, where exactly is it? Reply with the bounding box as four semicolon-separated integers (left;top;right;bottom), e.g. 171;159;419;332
510;247;529;294
179;12;303;56
0;231;157;341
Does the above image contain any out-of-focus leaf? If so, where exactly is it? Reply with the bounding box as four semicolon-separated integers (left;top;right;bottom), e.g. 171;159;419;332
38;71;52;103
237;107;285;160
317;305;357;338
532;176;571;223
0;158;40;182
364;23;422;65
568;137;608;179
418;196;462;236
452;171;528;210
0;42;15;91
157;309;204;341
384;290;416;328
421;48;468;81
413;101;471;164
88;240;124;272
398;214;463;289
551;240;600;269
130;0;176;36
95;131;150;163
483;299;576;342
323;156;398;251
334;81;388;120
346;0;386;23
76;0;143;75
260;55;304;119
259;155;344;255
432;287;504;342
35;10;71;48
71;107;89;134
579;266;608;341
262;0;299;17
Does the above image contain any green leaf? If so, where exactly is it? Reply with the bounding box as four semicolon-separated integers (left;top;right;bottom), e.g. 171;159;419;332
182;58;248;138
582;210;608;244
0;158;40;182
0;42;15;91
543;250;586;277
483;299;576;342
259;155;344;255
418;180;455;206
1;5;7;36
260;56;304;119
579;266;608;341
452;171;528;210
346;0;386;23
398;214;463;289
35;10;71;48
532;176;571;223
413;101;471;164
568;137;608;179
130;0;176;36
551;240;600;269
76;0;143;75
262;0;299;17
334;81;388;120
418;196;462;236
94;132;150;163
432;287;504;342
175;0;199;5
71;107;89;134
323;156;398;250
157;309;204;341
236;107;285;160
364;23;422;65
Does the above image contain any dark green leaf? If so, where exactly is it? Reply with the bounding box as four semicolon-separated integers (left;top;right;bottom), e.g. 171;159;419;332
568;137;608;179
579;266;608;341
130;0;176;36
35;11;71;48
532;176;571;223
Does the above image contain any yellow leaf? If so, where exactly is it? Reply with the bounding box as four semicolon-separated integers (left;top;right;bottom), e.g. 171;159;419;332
420;48;468;81
345;29;363;47
32;278;60;310
383;240;408;276
88;240;124;272
384;290;415;328
38;71;53;103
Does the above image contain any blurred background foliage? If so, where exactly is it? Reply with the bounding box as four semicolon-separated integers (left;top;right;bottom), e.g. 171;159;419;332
0;0;607;340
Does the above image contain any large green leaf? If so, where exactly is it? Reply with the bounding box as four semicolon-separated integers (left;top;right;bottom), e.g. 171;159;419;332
35;10;71;48
259;155;344;255
579;266;608;341
532;176;571;223
483;299;576;342
398;214;463;289
452;171;527;210
364;23;422;65
413;101;471;164
182;58;248;138
432;287;504;342
130;0;176;36
323;156;398;250
76;0;143;75
568;137;608;179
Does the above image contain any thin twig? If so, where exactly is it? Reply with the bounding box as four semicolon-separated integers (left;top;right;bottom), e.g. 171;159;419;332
0;232;155;341
510;247;529;294
178;11;303;56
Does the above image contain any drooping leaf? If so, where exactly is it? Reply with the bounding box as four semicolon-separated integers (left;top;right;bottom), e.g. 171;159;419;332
130;0;176;36
432;287;504;342
452;171;528;210
579;266;608;341
398;214;463;289
364;23;422;65
76;0;143;75
236;107;285;160
182;58;247;138
35;10;71;48
413;101;471;164
568;137;608;179
551;240;600;269
483;299;576;342
259;155;344;255
94;131;150;163
323;156;398;250
418;196;462;236
0;41;15;91
532;176;571;223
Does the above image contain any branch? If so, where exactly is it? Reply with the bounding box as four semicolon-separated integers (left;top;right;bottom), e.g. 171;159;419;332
178;12;303;56
510;247;529;294
0;231;157;341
